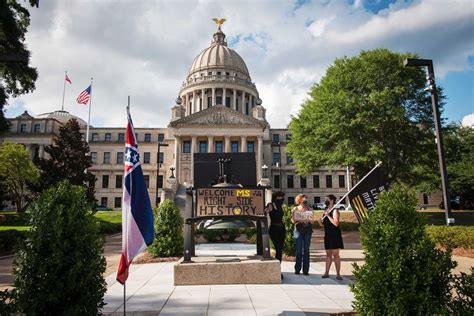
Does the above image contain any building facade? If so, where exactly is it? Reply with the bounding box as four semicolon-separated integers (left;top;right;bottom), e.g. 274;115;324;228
1;25;440;209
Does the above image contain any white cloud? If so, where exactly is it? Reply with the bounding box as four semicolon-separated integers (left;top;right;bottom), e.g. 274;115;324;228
6;0;474;129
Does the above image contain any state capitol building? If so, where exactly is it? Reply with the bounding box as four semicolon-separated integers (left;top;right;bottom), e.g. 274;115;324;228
1;25;439;209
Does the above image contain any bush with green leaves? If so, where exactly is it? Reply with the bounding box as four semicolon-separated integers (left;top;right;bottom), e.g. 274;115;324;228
425;225;474;249
12;180;107;314
448;268;474;313
282;204;295;256
148;199;183;257
352;185;456;315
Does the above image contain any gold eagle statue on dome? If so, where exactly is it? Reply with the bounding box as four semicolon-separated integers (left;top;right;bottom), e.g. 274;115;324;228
212;18;226;30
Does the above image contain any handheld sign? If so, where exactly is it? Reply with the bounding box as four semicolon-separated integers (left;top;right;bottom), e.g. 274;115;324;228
292;210;316;223
196;188;265;217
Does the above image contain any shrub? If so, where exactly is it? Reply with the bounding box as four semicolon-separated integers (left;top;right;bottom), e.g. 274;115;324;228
244;227;256;240
448;268;474;313
352;185;456;315
282;204;295;256
226;228;241;241
202;228;221;242
12;180;107;314
426;225;474;249
148;199;183;257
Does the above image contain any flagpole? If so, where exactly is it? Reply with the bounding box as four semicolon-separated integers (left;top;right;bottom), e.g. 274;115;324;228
86;77;93;143
321;162;382;220
61;71;67;111
123;95;130;316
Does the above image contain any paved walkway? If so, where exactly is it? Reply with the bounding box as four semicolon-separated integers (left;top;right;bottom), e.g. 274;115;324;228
103;243;355;315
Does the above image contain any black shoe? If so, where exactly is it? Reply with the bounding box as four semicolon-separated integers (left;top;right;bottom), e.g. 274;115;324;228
295;271;300;275
281;274;284;280
303;272;309;276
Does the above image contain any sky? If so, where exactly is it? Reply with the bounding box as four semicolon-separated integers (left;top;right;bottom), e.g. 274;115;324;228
5;0;474;128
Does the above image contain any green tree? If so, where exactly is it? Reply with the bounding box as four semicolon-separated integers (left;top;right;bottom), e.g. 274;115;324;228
13;180;107;314
287;49;441;187
0;142;38;211
0;0;39;134
352;185;455;314
148;199;183;257
34;118;97;204
444;123;474;208
282;204;295;256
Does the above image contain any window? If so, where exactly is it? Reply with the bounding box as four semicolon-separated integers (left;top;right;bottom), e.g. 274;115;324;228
183;141;191;153
103;152;110;164
34;124;41;133
286;133;292;141
158;133;165;142
286;153;293;164
313;175;320;188
215;141;223;153
287;175;294;188
300;176;307;189
143;152;151;164
288;196;295;205
20;124;27;133
144;175;149;188
208;71;212;75
216;96;222;105
91;152;97;164
144;133;151;142
245;103;249;115
102;175;109;188
116;152;124;164
115;175;122;188
235;99;239;111
114;197;121;208
423;193;429;205
314;196;321;204
92;133;99;142
217;71;221;75
339;175;345;188
225;72;230;76
273;175;280;188
272;134;280;143
157;175;163;188
199;141;207;153
247;141;254;153
326;175;332;188
105;133;111;142
272;152;281;165
225;97;231;107
158;152;164;164
118;133;125;142
231;141;239;153
100;197;108;207
208;96;212;107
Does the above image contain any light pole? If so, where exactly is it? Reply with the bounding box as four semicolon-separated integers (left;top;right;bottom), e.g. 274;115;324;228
404;58;454;225
155;141;169;206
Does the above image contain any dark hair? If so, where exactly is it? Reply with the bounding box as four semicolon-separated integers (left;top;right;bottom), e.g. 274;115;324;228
326;194;337;204
272;191;285;201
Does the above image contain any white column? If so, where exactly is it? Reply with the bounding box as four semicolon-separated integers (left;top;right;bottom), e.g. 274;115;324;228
240;136;247;152
233;89;237;111
208;135;214;153
223;88;227;107
174;136;181;184
201;89;206;110
192;90;196;114
191;136;197;185
242;91;246;114
185;94;189;115
212;88;216;107
224;136;231;153
257;136;263;180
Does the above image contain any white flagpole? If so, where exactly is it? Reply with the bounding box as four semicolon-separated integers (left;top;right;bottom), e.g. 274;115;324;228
321;162;382;220
86;77;93;143
123;95;130;316
61;71;67;111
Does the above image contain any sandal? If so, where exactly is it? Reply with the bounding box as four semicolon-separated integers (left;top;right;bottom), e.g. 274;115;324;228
336;276;343;280
322;274;329;278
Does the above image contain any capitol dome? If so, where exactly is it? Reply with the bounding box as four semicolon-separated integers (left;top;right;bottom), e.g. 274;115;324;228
188;30;250;79
35;110;88;126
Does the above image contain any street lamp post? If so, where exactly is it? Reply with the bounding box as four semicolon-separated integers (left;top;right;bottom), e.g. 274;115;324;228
155;141;169;206
404;58;454;225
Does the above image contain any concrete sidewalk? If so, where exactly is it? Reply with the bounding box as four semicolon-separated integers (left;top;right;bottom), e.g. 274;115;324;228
103;243;355;315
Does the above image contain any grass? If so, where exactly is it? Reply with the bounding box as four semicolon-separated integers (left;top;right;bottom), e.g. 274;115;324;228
418;210;474;226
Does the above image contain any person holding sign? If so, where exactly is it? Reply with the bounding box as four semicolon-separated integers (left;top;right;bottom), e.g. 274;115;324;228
292;194;314;275
265;191;286;279
319;194;344;280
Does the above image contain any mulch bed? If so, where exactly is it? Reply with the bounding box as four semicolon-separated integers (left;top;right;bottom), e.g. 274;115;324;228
134;252;180;264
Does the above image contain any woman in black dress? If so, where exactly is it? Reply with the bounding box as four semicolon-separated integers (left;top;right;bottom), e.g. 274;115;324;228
265;191;286;270
319;194;344;280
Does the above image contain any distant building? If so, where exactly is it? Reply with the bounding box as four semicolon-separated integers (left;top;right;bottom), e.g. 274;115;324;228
1;25;441;209
461;113;474;128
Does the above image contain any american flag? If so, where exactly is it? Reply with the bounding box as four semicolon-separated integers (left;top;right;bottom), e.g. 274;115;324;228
76;85;91;104
65;73;72;84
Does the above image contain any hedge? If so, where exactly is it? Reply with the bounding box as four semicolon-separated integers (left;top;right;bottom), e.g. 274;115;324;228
425;225;474;249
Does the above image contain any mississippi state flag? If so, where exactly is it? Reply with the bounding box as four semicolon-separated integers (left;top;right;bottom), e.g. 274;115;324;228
116;111;154;284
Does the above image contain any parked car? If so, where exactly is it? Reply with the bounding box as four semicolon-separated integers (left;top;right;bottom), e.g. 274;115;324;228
334;203;346;210
96;205;113;212
313;203;326;210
